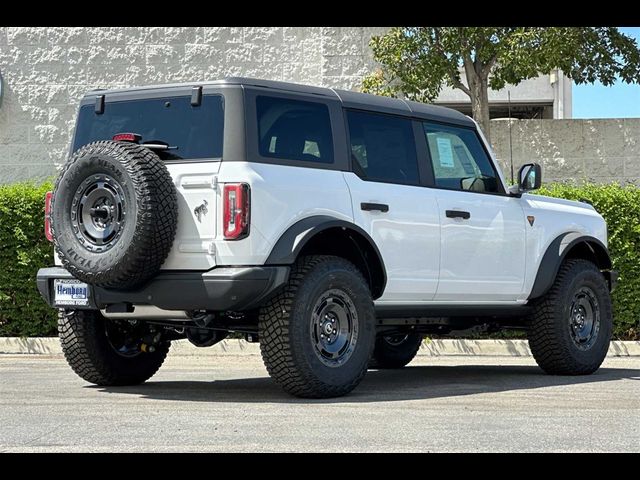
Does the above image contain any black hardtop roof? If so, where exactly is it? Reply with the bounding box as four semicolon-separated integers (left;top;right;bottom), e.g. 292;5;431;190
84;77;475;127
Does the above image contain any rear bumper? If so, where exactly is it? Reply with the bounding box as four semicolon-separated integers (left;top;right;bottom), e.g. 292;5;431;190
37;266;290;312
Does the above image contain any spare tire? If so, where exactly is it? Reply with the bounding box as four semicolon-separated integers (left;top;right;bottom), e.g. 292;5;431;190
51;140;178;289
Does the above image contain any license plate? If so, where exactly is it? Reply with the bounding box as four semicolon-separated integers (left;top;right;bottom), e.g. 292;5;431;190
54;279;90;306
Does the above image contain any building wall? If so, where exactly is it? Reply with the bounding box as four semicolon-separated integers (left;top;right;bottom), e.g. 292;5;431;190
0;27;632;186
490;118;640;184
0;26;387;183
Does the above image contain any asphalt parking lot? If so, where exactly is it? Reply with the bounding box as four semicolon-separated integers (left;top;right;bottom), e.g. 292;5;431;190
1;353;638;452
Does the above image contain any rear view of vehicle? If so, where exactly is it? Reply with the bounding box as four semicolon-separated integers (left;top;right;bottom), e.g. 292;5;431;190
38;82;269;385
38;79;373;398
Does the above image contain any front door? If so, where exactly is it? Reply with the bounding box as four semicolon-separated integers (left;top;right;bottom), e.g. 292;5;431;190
344;110;440;302
422;121;526;302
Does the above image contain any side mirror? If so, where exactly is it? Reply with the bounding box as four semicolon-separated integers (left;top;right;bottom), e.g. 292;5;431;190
514;163;542;193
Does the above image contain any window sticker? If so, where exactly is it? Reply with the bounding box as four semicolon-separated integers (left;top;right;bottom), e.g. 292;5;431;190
436;137;454;167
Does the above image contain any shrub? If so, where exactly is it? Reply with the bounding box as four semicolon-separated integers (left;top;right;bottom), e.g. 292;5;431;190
0;181;637;340
0;181;56;336
538;183;640;339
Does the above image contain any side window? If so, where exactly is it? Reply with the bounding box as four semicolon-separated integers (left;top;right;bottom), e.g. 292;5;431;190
256;96;334;164
423;122;502;193
346;110;420;185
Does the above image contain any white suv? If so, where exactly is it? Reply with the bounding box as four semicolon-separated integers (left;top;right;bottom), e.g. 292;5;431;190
37;78;617;398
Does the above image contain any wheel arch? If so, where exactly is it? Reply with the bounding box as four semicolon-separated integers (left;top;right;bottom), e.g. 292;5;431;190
265;216;387;299
528;232;613;300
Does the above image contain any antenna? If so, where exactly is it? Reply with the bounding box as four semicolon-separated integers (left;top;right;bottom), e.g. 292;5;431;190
508;90;514;185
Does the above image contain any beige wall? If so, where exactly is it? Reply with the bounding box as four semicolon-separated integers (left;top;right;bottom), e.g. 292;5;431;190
0;27;637;185
491;119;640;184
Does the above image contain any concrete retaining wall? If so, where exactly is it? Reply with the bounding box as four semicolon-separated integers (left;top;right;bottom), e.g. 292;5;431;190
491;119;640;184
2;337;639;357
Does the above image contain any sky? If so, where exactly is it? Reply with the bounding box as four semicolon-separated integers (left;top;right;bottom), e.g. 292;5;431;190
572;27;640;119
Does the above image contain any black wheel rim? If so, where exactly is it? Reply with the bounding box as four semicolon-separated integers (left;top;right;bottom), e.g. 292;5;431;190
71;174;126;252
568;286;600;351
104;320;142;358
310;288;359;368
383;334;409;347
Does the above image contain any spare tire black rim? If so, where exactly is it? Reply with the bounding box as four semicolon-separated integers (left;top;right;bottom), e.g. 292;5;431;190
310;288;359;367
71;174;126;252
569;286;600;351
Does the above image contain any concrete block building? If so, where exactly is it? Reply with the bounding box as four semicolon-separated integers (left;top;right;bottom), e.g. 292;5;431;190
0;27;590;184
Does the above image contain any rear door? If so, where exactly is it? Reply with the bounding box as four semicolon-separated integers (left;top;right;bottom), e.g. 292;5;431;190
71;92;226;270
343;110;441;302
422;121;526;302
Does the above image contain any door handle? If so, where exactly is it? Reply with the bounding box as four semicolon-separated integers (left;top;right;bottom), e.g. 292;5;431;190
445;210;470;220
361;202;389;213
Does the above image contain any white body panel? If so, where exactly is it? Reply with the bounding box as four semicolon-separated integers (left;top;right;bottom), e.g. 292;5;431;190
343;172;441;302
211;162;353;267
518;193;607;301
431;189;526;302
162;162;221;270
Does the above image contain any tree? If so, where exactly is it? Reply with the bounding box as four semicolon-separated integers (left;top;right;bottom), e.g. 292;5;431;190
362;27;640;141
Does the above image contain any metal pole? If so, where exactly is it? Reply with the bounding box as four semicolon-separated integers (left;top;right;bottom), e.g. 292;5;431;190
508;90;514;185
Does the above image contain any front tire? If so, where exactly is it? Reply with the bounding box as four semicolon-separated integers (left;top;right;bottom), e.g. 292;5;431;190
58;309;169;386
369;333;423;369
259;255;376;398
528;259;612;375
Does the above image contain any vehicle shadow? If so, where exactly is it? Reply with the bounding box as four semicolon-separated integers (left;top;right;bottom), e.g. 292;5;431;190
94;364;640;404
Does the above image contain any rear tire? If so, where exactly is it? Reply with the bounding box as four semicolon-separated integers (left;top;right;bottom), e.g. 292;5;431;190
58;309;169;386
528;259;612;375
369;333;423;369
259;255;376;398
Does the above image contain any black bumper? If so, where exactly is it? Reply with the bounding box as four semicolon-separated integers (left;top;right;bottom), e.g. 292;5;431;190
37;266;290;312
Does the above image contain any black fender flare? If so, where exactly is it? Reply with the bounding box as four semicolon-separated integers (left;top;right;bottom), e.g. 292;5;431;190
265;215;387;296
528;232;613;300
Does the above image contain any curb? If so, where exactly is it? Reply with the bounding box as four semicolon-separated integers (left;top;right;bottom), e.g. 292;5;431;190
1;337;639;357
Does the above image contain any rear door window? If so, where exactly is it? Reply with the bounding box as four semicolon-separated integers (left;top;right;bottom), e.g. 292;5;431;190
346;110;420;185
72;95;224;160
256;96;334;164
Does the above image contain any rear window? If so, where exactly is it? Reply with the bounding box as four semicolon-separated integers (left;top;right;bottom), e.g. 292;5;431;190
72;95;224;160
256;96;334;164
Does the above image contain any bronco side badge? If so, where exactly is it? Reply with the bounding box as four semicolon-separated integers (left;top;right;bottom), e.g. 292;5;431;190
194;200;208;222
527;215;535;226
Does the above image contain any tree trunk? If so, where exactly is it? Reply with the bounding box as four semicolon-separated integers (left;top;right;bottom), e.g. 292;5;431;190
462;55;491;142
470;76;491;142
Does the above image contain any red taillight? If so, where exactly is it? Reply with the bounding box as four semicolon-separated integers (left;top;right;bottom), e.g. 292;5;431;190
44;191;53;242
112;133;141;143
223;183;250;240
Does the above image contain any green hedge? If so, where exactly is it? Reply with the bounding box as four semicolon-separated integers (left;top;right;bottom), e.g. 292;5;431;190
0;181;638;339
0;182;56;336
537;183;640;340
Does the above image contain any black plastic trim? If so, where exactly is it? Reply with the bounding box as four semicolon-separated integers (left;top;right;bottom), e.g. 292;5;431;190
37;266;290;312
375;304;530;318
265;215;387;295
190;86;203;106
528;233;613;300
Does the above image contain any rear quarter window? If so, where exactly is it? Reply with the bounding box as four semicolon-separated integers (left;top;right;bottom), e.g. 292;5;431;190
256;96;334;164
72;95;224;160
